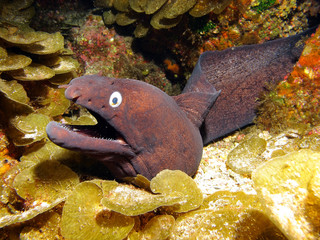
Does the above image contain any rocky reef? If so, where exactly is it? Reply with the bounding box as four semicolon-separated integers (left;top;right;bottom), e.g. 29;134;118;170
1;25;320;239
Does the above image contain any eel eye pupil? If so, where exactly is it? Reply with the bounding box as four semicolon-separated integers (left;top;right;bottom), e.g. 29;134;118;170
109;91;122;108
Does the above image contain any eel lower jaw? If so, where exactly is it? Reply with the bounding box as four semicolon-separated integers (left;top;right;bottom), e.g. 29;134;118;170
46;121;135;158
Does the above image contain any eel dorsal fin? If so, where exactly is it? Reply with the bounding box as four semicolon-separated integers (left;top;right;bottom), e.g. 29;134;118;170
173;91;220;128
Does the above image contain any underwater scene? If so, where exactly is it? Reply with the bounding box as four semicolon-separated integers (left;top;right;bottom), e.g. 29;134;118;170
0;0;320;239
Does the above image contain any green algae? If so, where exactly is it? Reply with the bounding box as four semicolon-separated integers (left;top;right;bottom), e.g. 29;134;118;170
129;0;147;13
129;215;175;240
48;72;75;85
62;107;98;125
124;174;151;191
169;191;286;239
0;46;7;60
61;181;134;240
200;191;261;211
253;149;320;240
0;78;31;107
115;12;138;26
20;211;61;240
150;169;203;213
61;171;202;239
113;0;130;12
95;170;203;218
20;141;82;164
0;154;77;229
0;26;48;45
99;169;203;217
0;0;35;26
99;0;232;36
0;197;64;228
0;142;80;228
227;135;267;176
100;182;181;216
20;32;64;55
252;0;276;14
10;113;50;144
37;87;70;117
13;160;79;202
0;23;80;148
0;53;32;71
144;0;167;14
50;56;80;74
8;63;55;81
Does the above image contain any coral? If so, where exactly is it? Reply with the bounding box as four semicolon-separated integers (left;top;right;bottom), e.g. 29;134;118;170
257;26;320;132
0;127;18;177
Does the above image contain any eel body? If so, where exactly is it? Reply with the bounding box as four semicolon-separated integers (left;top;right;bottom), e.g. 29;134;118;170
47;75;219;179
184;30;313;144
46;29;314;179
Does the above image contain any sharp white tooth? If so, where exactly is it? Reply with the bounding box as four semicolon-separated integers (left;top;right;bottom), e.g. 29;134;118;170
117;139;126;144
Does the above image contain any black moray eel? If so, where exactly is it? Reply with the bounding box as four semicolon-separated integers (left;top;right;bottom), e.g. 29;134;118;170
47;76;220;179
46;28;315;179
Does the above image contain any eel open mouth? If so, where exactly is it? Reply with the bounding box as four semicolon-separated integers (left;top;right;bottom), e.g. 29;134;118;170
46;110;134;157
65;110;125;143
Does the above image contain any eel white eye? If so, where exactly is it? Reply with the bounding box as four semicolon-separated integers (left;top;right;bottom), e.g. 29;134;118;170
109;91;122;108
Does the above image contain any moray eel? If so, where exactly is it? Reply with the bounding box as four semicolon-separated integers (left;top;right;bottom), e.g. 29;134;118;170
47;29;313;179
46;76;219;179
184;29;315;144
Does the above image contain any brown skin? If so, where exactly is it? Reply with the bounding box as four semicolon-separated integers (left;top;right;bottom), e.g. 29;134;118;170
184;28;315;144
46;75;218;179
47;29;314;179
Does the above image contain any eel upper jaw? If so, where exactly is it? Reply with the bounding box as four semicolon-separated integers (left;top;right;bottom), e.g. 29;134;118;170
46;112;135;158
